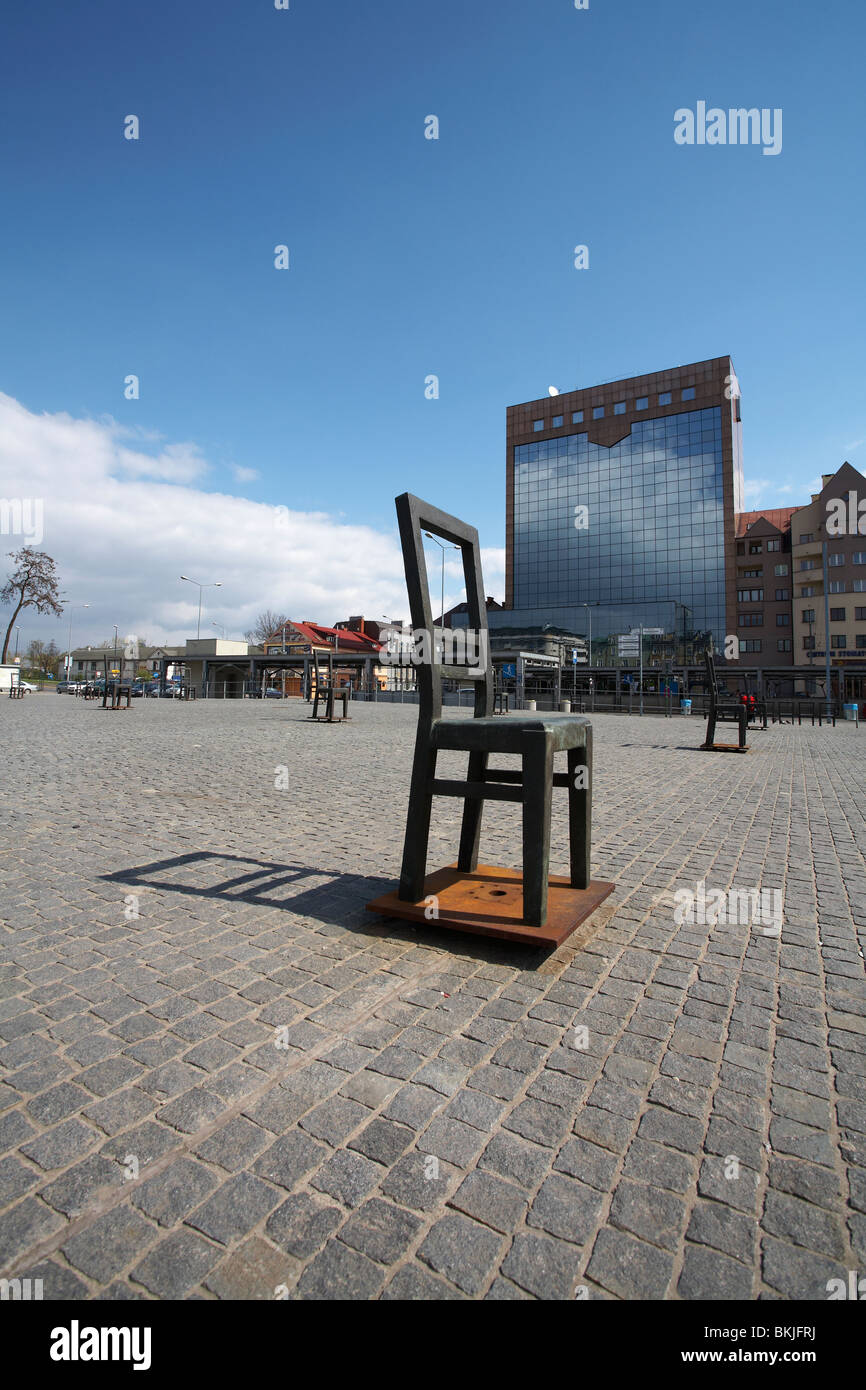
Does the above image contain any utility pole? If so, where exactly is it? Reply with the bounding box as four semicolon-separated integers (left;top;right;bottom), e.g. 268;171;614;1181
822;541;832;720
639;623;644;715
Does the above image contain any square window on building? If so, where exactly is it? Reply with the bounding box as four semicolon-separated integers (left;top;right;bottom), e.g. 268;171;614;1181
774;564;788;576
592;406;604;420
533;420;544;432
803;635;816;650
749;543;763;554
829;581;846;594
572;411;584;424
830;634;847;649
777;639;792;652
854;579;866;592
613;402;626;415
802;609;815;624
635;397;648;410
852;551;866;564
659;392;672;405
775;589;789;601
682;387;696;400
830;607;846;621
856;607;866;622
799;533;814;544
801;586;815;597
828;553;845;567
856;634;866;648
736;542;745;555
776;613;790;626
552;415;563;427
767;538;781;552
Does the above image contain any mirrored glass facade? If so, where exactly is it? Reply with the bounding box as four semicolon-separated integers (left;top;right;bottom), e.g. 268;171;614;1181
510;406;726;646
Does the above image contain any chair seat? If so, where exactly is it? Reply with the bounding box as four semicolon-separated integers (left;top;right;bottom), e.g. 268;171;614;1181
432;713;591;755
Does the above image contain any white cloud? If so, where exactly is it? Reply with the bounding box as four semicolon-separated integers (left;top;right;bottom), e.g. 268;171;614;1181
743;478;772;503
0;393;505;648
231;464;260;483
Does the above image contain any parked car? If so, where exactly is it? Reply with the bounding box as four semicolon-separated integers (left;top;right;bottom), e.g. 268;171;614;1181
16;680;37;693
56;681;83;694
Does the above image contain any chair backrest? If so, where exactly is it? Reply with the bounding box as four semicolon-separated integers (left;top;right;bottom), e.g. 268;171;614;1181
313;649;333;690
395;492;493;723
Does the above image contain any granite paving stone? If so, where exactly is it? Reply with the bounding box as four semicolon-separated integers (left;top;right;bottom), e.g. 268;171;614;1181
0;699;861;1300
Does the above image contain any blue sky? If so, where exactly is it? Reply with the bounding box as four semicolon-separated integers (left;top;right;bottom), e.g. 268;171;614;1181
1;0;864;649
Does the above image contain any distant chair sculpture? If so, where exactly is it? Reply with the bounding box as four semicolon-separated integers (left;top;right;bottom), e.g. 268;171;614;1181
309;650;350;722
701;651;749;752
102;682;132;710
366;493;613;947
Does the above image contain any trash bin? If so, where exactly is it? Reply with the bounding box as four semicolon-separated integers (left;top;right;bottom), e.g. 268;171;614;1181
560;700;571;713
680;698;692;716
526;699;536;712
843;703;859;722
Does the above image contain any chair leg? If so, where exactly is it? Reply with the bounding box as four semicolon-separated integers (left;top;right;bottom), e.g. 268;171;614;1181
739;711;748;749
457;751;488;872
522;731;553;927
567;729;592;890
398;733;438;903
704;713;716;748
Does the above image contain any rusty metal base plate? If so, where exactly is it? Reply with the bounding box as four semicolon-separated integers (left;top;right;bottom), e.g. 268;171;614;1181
366;863;615;948
701;742;749;753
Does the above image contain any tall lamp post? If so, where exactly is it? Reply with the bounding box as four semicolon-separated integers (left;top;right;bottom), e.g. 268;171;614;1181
64;603;90;678
424;534;460;663
822;541;832;720
180;576;222;640
579;602;598;708
579;602;599;667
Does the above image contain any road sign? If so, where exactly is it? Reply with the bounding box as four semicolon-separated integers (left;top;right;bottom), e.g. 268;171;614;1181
572;649;578;664
500;662;516;679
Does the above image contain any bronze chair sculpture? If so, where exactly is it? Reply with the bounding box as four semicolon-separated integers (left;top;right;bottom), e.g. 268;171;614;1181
700;651;749;752
309;650;350;722
367;493;613;947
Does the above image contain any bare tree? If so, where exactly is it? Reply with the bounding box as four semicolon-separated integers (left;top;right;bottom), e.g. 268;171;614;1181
244;611;290;646
1;549;63;663
22;638;62;678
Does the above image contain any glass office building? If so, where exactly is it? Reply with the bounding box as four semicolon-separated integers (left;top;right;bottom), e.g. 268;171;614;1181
494;358;742;662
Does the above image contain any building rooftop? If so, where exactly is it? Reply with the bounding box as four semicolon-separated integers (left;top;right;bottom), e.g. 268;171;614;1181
735;507;798;537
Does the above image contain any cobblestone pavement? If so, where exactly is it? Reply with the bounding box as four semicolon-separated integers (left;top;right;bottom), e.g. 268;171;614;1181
0;696;864;1300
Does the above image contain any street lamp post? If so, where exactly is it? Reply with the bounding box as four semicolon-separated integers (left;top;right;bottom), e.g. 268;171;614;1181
822;541;832;721
13;627;20;657
639;622;644;715
424;534;460;663
579;602;598;709
64;604;89;678
180;576;222;640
